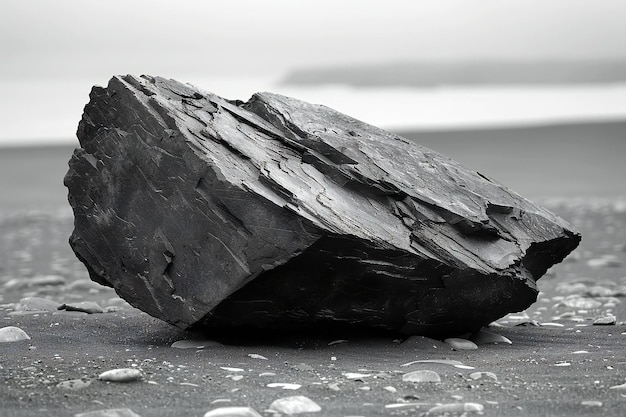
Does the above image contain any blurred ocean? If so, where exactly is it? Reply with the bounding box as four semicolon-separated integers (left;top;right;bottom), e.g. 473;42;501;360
1;76;626;145
1;77;625;216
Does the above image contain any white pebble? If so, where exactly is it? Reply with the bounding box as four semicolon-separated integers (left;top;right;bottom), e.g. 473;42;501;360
74;409;141;417
402;370;441;383
171;339;222;349
469;372;498;381
343;372;372;380
581;400;603;407
402;359;463;367
444;338;478;350
427;403;484;415
383;386;397;393
267;383;301;390
0;326;31;342
220;367;244;372
203;407;262;417
248;353;268;360
269;395;321;414
98;368;142;382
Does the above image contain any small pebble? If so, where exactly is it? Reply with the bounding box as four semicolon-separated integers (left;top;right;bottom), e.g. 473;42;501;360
402;359;464;367
581;400;603;407
0;326;31;342
608;382;626;390
98;368;142;382
58;301;104;314
402;370;441;383
444;338;478;350
203;407;262;417
426;403;484;415
248;353;268;360
343;372;372;380
269;395;322;414
220;367;244;372
74;409;141;417
383;386;397;393
593;314;617;325
267;383;301;390
327;382;340;391
171;339;222;349
469;372;498;381
57;378;92;390
327;339;348;346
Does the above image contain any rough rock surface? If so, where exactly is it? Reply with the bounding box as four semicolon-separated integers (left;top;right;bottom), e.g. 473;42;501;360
64;75;581;336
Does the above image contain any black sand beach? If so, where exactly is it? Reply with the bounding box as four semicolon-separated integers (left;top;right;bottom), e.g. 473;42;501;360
1;121;625;416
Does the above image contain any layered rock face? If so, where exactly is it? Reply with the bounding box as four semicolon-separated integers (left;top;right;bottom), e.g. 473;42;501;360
65;75;581;336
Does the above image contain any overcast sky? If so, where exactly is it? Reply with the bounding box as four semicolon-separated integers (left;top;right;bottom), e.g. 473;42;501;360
1;0;626;143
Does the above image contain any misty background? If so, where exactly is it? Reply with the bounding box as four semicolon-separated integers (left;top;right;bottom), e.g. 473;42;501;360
1;0;625;205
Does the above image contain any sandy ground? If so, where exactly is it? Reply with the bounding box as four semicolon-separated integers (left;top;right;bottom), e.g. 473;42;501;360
1;124;626;416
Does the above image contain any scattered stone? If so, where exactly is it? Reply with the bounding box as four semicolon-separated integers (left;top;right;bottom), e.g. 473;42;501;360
58;301;104;314
593;314;617;325
402;370;441;383
608;382;626;390
14;297;60;312
65;74;580;337
75;409;141;417
269;395;322;414
557;296;603;310
0;326;31;342
220;367;244;373
554;362;571;367
469;372;498;381
171;339;223;349
402;359;464;367
327;382;340;391
98;368;142;382
426;403;484;415
541;322;565;328
267;383;302;390
470;329;512;345
248;353;268;360
226;375;244;381
343;372;372;380
57;378;92;390
581;400;603;407
383;386;397;393
400;336;448;350
204;407;262;417
444;338;478;350
259;372;276;377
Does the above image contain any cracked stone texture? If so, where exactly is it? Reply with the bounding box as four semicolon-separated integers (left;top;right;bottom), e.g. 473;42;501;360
64;75;581;336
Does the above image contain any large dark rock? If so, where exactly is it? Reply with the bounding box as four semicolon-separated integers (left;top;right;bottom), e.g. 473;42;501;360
65;75;581;337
